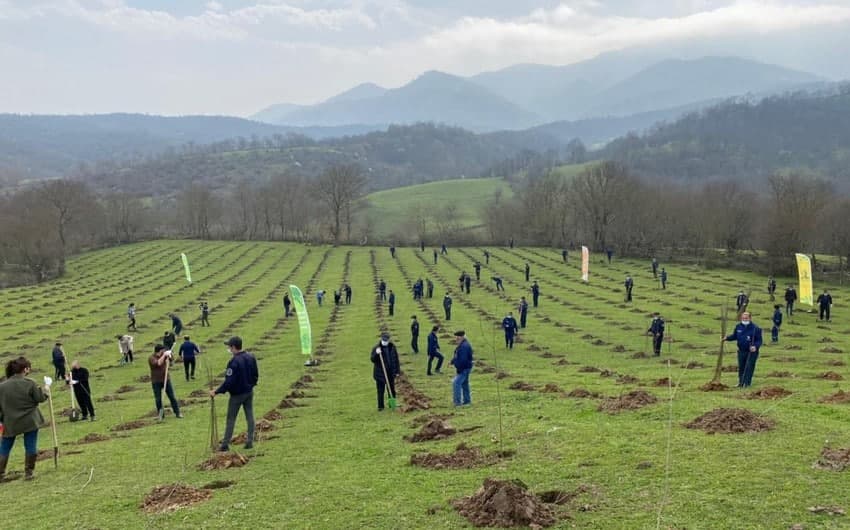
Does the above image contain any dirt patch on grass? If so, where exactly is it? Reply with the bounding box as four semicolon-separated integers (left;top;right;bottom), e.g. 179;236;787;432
699;381;730;391
97;394;124;402
818;391;850;404
721;365;738;373
136;375;151;383
540;383;563;393
198;452;250;471
820;347;845;353
111;419;150;431
405;419;456;442
786;332;806;338
36;449;82;461
537;484;599;510
263;410;283;421
254;419;275;432
616;375;639;384
202;480;236;490
453;478;557;528
813;447;850;471
396;374;432;413
825;360;846;367
743;386;792;400
115;385;136;394
566;388;601;398
775;356;798;362
597;390;658;414
783;345;802;351
527;345;542;352
410;443;506;469
189;389;209;398
495;371;510;380
685;408;774;434
807;505;846;516
509;381;536;391
631;351;650;359
141;484;212;514
653;378;678;387
76;433;111;444
553;359;574;366
277;398;304;409
578;366;601;373
685;361;707;369
611;345;627;353
591;339;608;346
816;372;844;381
766;371;795;378
410;414;453;427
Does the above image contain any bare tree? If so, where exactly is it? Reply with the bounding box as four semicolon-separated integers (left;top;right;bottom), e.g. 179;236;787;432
571;162;633;251
178;184;219;239
313;165;366;243
764;174;831;261
36;180;100;274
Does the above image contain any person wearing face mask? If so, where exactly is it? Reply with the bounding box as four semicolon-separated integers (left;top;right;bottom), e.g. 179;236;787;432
502;311;518;349
370;332;400;411
723;312;763;388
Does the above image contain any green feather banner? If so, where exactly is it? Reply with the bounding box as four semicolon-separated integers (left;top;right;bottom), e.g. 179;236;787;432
289;285;312;356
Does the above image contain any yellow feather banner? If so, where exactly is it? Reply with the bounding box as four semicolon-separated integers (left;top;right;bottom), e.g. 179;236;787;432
795;253;813;306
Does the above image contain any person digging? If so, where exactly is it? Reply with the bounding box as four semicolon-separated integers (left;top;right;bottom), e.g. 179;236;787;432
371;332;400;411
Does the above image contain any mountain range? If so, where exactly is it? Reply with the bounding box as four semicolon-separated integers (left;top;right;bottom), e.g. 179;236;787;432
253;56;824;132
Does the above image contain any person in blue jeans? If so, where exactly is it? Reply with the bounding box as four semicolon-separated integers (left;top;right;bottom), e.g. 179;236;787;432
723;312;763;388
450;330;473;406
0;356;49;481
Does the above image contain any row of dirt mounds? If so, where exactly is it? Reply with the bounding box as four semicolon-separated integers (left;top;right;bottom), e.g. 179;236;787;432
509;381;536;391
685;408;774;434
76;433;111;444
406;419;456;442
263;410;283;421
743;386;792;400
813;446;850;471
198;452;250;471
410;443;512;469
597;390;658;414
110;419;151;432
818;391;850;404
453;478;557;528
395;374;432;413
277;398;305;409
141;484;212;514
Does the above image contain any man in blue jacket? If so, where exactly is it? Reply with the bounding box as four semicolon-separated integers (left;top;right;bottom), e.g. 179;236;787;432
647;313;665;356
211;336;259;451
817;290;833;322
170;313;183;336
723;312;763;388
427;325;443;375
178;336;200;381
771;305;782;343
443;293;453;321
450;330;473;406
531;281;540;308
502;312;518;349
410;315;419;353
518;297;529;329
371;332;400;411
388;290;396;317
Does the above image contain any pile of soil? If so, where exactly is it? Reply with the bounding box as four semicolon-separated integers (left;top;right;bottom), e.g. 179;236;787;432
527;345;542;352
825;360;846;367
597;390;658;414
255;419;275;432
110;420;150;432
410;413;453;427
566;388;600;399
77;433;111;444
775;356;798;362
818;336;834;343
36;449;82;461
786;332;806;338
598;369;616;378
820;347;844;354
137;375;151;383
540;383;563;393
453;478;557;528
202;480;236;490
653;378;677;387
478;365;497;374
817;391;850;404
231;432;259;444
685;361;707;369
198;452;250;470
631;352;650;359
286;390;312;399
685;408;774;434
508;381;536;391
263;410;283;421
277;398;304;409
578;366;601;373
553;359;573;366
784;345;802;350
591;339;607;346
817;372;844;381
405;419;456;442
539;352;557;358
495;371;510;380
611;345;627;353
189;389;209;398
807;505;846;515
813;446;850;471
766;371;795;378
410;443;503;469
97;394;124;402
616;375;639;384
699;381;730;391
115;385;136;394
721;365;739;373
744;386;792;400
396;374;432;412
141;484;212;514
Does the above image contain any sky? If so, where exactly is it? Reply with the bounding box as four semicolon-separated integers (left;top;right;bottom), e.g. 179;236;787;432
1;0;850;116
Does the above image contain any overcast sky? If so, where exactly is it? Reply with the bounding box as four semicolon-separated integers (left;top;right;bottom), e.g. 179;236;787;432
2;0;849;116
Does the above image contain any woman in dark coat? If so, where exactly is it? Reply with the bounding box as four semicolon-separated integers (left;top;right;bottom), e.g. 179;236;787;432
0;356;49;480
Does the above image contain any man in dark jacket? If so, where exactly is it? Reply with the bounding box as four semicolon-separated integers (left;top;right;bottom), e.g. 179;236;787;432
562;249;568;263
767;276;777;300
389;245;396;258
51;342;66;382
785;286;797;316
433;249;438;264
518;297;529;329
388;290;396;316
502;312;518;349
531;281;540;308
451;331;473;406
426;326;443;375
624;275;634;302
484;250;490;264
344;284;352;304
474;262;481;281
647;313;665;356
524;263;530;282
441;244;448;255
370;332;400;411
651;258;658;278
199;301;210;326
817;290;833;321
379;280;387;301
443;293;453;321
735;291;749;313
464;273;471;295
283;293;292;317
492;276;505;291
179;336;200;381
660;268;668;289
426;278;434;299
771;305;783;343
211;336;259;450
68;360;95;421
163;330;176;353
170;313;183;335
334;290;342;306
723;312;763;388
410;315;420;354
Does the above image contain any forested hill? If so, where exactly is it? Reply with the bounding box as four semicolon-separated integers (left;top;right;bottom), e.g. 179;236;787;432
76;123;561;196
598;85;850;180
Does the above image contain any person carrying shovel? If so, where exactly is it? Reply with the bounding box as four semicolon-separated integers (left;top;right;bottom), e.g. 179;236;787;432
370;332;400;411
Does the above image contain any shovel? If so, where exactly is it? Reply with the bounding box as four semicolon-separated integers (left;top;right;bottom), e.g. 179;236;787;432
376;347;398;410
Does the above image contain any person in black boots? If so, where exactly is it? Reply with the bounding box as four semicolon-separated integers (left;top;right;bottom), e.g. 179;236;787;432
179;336;200;381
426;326;444;375
68;360;95;421
388;290;396;316
370;332;400;411
443;293;453;321
410;315;420;354
647;313;665;356
0;356;49;481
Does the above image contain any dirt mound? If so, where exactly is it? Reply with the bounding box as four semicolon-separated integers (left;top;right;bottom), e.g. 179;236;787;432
591;339;607;346
198;452;250;470
685;361;707;369
813;447;850;471
807;505;846;516
766;371;794;378
495;371;510;380
539;352;556;358
141;484;212;514
818;391;850;404
111;420;150;431
77;433;110;444
616;375;639;384
578;366;601;373
817;372;844;381
821;347;844;353
527;345;542;352
396;374;432;413
611;345;627;353
189;389;209;398
410;443;505;469
685;408;774;434
231;432;259;444
786;332;806;338
775;356;798;362
202;480;236;490
453;478;557;528
597;390;658;414
818;336;834;343
263;410;283;421
599;369;616;378
721;365;738;373
410;413;453;427
97;394;124;402
36;449;81;461
115;385;136;394
825;360;846;367
277;398;304;409
509;381;536;391
254;419;275;432
631;352;650;359
537;484;598;508
744;386;792;400
553;359;573;366
784;345;802;350
699;381;730;391
567;388;600;399
137;375;151;383
540;383;563;393
653;378;677;387
405;419;456;442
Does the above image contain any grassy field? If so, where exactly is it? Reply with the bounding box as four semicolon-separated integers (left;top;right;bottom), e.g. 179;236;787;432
359;178;513;240
1;242;849;529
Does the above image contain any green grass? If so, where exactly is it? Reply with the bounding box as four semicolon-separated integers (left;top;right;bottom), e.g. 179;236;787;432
358;178;513;240
1;241;849;529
